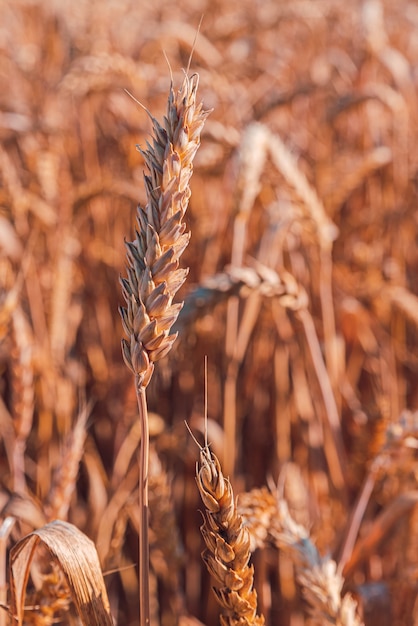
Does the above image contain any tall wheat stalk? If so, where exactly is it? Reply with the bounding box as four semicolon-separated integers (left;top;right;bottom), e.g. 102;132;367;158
119;73;208;626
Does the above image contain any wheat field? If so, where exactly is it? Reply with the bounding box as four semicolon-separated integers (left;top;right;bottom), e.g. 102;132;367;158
1;0;418;624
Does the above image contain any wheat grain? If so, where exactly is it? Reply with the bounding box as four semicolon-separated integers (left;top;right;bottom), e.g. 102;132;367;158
178;263;308;328
196;445;264;625
22;563;72;626
237;488;278;553
237;487;363;625
272;500;363;626
120;73;209;389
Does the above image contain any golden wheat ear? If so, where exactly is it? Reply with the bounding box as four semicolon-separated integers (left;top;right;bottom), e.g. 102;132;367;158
120;73;210;389
195;444;265;625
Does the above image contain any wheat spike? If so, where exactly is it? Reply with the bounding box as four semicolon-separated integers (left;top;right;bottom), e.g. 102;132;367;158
272;500;364;626
23;563;72;626
120;73;209;389
237;487;363;626
237;487;278;552
178;262;308;329
196;445;264;625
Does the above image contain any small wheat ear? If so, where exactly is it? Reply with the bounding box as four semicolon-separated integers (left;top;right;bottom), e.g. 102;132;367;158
191;362;265;625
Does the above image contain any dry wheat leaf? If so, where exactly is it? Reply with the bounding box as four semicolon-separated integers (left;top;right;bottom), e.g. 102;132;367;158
9;519;113;626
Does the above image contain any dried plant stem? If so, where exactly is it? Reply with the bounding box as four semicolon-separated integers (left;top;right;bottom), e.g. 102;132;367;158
268;131;340;395
0;517;15;626
318;246;340;393
296;308;347;493
136;383;150;626
337;463;379;574
223;123;268;477
343;491;418;578
11;308;34;495
223;362;238;479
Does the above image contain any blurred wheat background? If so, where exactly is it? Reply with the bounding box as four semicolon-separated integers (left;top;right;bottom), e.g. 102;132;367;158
1;0;418;624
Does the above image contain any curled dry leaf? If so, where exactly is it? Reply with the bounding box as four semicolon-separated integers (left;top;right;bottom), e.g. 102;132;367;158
9;520;113;626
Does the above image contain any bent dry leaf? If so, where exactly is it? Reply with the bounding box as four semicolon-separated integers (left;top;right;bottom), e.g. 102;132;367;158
9;520;113;626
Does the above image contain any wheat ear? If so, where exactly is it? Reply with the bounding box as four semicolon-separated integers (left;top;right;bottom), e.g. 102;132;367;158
236;485;363;626
120;73;209;386
273;500;363;626
196;444;264;625
120;73;208;626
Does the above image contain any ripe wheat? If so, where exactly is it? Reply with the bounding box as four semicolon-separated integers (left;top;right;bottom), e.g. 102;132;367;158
196;445;264;625
120;73;209;389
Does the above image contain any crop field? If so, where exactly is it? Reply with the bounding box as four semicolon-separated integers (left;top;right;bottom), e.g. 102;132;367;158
1;1;418;624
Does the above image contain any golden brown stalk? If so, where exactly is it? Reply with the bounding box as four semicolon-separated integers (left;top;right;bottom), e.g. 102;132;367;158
267;130;341;454
224;123;269;478
10;307;34;496
195;445;264;625
120;73;208;626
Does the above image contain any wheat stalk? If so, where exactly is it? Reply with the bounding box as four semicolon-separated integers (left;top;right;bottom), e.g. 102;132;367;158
119;73;208;626
178;262;308;325
195;442;264;625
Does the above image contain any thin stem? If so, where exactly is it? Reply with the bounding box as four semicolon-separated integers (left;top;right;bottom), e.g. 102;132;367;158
135;381;150;626
223;359;238;477
297;308;348;495
318;246;339;393
337;467;377;574
0;517;15;626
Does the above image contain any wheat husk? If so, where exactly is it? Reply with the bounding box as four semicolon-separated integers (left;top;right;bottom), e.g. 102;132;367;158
196;445;264;625
120;73;210;389
238;490;363;626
